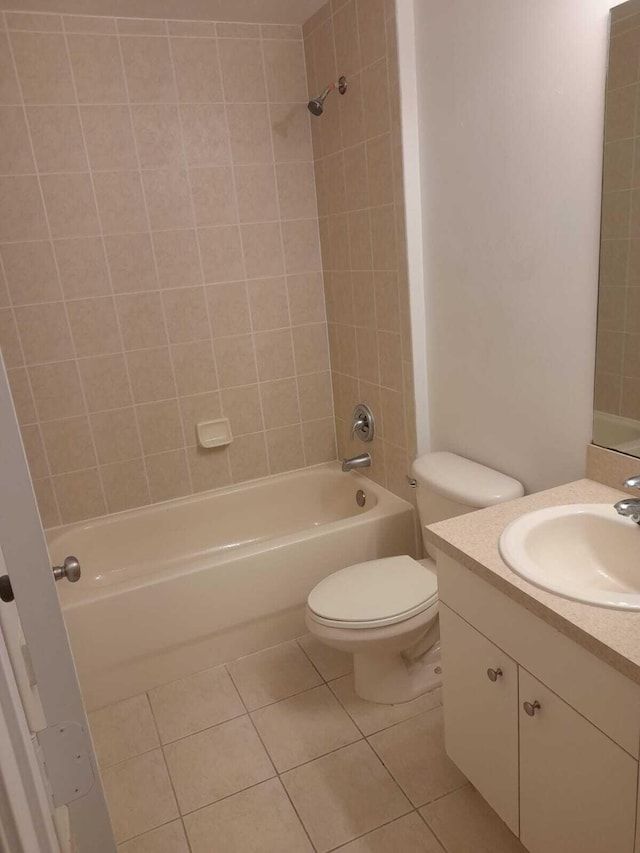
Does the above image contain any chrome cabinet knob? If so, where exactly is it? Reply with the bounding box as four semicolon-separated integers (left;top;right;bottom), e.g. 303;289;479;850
52;555;81;584
487;667;503;682
523;700;541;717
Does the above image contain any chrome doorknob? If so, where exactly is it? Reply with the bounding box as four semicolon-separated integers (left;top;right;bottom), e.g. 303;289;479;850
487;667;503;682
52;556;81;584
523;700;541;717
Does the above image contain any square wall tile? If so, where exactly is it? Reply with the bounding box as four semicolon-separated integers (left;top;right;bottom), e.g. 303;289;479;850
206;282;251;338
41;173;100;240
81;105;137;171
120;35;176;103
101;457;149;513
55;237;110;300
2;241;61;306
90;408;141;464
67;34;127;103
218;38;267;103
266;423;305;473
78;354;132;412
27;106;88;173
10;31;75;103
171;37;223;103
106;233;158;294
142;169;193;231
66;297;121;357
220;385;263;436
180;103;230;167
93;171;147;235
41;415;96;474
29;360;85;420
228;432;268;482
0;176;48;242
0;106;35;174
53;467;106;523
14;302;74;365
145;448;191;502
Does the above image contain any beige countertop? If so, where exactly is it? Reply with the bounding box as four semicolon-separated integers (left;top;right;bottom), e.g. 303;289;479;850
425;478;640;685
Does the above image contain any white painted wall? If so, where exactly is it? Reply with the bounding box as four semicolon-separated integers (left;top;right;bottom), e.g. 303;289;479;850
402;0;617;493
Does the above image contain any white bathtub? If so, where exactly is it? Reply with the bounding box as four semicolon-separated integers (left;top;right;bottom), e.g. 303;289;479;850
47;463;417;710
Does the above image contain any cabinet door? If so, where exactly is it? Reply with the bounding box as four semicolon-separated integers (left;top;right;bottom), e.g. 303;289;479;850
440;604;519;834
519;668;637;853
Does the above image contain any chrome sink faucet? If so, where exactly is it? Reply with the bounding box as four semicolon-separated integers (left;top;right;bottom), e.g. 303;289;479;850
614;476;640;523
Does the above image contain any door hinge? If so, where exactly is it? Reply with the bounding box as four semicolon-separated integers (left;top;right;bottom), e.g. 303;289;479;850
36;722;95;808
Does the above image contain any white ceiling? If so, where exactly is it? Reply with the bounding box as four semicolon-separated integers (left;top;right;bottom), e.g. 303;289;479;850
1;0;327;24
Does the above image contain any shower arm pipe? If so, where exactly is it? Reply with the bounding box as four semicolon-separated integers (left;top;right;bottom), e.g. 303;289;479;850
307;76;348;116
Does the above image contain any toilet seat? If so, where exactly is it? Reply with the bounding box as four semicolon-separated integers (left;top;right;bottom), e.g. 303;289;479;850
307;555;438;629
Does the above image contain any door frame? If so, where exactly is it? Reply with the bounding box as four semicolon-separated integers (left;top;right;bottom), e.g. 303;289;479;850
0;357;116;852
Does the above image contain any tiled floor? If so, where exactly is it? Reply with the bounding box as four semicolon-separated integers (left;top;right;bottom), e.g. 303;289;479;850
89;635;527;853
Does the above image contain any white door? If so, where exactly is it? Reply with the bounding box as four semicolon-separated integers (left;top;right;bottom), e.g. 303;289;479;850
0;355;116;853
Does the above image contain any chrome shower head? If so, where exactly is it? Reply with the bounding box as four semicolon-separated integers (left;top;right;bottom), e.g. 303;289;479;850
307;76;347;117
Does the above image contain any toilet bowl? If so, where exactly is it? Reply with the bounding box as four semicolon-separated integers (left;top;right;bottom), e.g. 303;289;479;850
305;452;524;705
306;555;441;704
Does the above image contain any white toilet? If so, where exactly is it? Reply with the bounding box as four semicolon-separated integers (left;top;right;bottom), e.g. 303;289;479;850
305;452;524;704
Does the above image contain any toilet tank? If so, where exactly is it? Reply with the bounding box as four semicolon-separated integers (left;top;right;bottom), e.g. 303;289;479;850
411;452;524;554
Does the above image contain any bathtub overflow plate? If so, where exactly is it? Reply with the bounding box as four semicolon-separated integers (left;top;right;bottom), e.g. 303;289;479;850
356;489;366;507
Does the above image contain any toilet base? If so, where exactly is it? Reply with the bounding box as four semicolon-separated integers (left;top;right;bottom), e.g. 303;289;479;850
353;641;442;705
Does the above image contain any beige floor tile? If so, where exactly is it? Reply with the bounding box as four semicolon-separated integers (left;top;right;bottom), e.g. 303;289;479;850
149;664;245;744
330;676;443;736
164;715;275;814
118;819;189;853
335;812;446;852
281;740;411;853
227;640;322;710
420;786;527;853
89;694;159;768
368;707;467;807
184;778;314;853
102;749;178;843
298;632;352;680
251;684;361;771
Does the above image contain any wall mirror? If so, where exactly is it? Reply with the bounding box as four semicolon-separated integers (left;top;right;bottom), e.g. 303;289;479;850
593;0;640;457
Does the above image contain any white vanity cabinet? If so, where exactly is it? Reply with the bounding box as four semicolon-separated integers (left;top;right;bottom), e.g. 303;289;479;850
437;553;640;853
439;605;519;834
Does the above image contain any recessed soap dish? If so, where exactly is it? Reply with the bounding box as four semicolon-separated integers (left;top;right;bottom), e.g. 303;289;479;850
197;418;232;449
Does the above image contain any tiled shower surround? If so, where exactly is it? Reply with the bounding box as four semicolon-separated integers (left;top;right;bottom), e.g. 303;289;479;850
304;0;417;503
0;0;417;527
0;11;334;526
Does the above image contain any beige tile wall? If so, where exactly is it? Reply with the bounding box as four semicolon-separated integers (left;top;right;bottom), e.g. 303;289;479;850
303;0;416;504
0;10;335;527
596;14;640;418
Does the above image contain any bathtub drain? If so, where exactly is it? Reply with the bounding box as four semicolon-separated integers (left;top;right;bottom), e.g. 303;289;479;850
356;489;366;507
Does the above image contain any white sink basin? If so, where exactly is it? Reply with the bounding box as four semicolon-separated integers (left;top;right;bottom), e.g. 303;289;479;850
499;504;640;610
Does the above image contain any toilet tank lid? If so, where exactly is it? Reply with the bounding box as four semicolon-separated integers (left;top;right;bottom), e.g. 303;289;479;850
411;452;524;508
